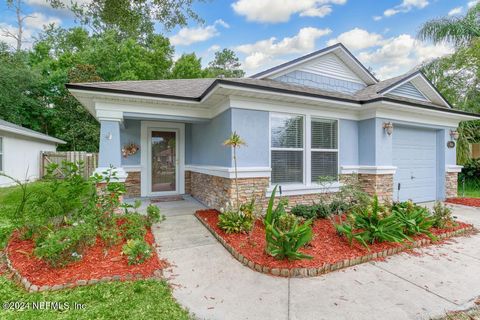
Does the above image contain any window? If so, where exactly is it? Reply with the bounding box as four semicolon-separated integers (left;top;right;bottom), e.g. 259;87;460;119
270;114;304;184
270;113;339;187
0;137;3;172
311;118;338;183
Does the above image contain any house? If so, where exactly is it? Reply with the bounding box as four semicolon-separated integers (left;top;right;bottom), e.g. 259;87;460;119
66;43;479;208
0;119;66;187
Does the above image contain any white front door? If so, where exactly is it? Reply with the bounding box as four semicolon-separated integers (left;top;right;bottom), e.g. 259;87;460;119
141;121;185;197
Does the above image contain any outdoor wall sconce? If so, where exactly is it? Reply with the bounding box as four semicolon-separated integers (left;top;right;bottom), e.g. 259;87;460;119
450;129;459;140
105;132;113;140
383;122;394;136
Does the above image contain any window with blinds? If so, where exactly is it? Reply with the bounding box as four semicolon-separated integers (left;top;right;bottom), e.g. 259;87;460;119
311;118;338;182
270;114;304;184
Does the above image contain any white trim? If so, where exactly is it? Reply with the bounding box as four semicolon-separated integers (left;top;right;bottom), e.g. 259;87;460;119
123;165;142;173
0;124;65;144
340;165;397;175
0;136;3;172
185;165;271;179
96;109;124;122
446;165;463;173
140;121;185;197
266;183;341;197
94;167;128;182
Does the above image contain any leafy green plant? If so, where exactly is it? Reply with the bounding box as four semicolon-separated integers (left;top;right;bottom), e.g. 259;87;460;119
218;210;253;234
290;204;317;220
122;239;153;265
391;201;436;240
146;204;164;227
264;186;313;260
432;202;456;228
34;222;96;267
335;196;407;248
121;213;147;241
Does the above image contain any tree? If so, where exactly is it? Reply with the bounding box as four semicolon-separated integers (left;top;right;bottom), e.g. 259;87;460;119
223;132;246;209
47;0;207;38
206;48;245;78
171;53;204;79
418;3;480;47
2;0;31;51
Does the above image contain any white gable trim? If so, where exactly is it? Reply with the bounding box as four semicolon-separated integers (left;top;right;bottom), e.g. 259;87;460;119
251;44;377;85
379;72;451;108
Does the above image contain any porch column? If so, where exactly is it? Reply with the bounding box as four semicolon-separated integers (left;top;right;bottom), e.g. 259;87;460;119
96;111;127;182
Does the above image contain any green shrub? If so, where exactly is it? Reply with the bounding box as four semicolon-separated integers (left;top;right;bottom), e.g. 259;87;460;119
264;186;313;260
146;204;164;227
121;213;147;240
391;201;435;240
218;210;253;234
314;203;332;219
122;239;153;265
34;222;96;267
239;198;256;220
290;205;317;219
432;201;456;228
329;199;351;215
335;196;407;248
99;224;122;247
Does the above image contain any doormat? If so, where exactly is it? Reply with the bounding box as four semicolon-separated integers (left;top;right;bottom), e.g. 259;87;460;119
150;195;184;203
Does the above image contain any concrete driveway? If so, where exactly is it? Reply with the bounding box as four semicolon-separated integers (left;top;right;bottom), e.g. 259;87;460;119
152;198;480;320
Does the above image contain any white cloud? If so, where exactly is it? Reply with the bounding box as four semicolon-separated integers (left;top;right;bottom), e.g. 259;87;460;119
448;6;463;16
231;0;346;23
26;0;92;7
468;0;479;8
208;45;221;52
373;16;383;21
327;28;383;50
357;34;453;79
236;27;332;72
26;12;61;29
383;0;429;17
169;19;229;46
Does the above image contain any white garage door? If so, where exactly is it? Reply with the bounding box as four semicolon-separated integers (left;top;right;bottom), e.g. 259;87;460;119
393;126;437;203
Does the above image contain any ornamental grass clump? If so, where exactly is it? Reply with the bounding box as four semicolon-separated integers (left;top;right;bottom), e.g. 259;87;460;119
264;186;313;260
391;201;436;240
217;199;256;234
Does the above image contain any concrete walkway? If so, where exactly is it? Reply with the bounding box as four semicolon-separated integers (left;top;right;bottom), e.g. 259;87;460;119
152;199;480;320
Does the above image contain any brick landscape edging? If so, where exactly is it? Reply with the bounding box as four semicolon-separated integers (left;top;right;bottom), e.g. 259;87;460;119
195;213;474;278
4;242;163;292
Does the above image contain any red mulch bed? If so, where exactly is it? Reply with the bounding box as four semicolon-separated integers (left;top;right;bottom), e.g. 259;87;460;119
196;210;472;270
6;228;165;286
446;198;480;208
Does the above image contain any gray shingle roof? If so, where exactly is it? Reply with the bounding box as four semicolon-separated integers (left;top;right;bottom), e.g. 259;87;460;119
0;119;65;144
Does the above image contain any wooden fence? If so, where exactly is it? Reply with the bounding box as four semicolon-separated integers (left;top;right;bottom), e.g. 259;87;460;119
40;151;98;179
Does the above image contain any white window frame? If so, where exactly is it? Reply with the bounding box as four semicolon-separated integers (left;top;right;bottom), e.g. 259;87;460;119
0;137;3;172
310;117;339;185
269;112;340;196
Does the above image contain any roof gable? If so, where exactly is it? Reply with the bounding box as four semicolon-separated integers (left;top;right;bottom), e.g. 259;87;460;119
379;71;451;108
250;43;377;85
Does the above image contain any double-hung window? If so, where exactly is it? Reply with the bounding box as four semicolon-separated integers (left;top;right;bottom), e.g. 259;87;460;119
0;137;3;172
270;114;304;184
310;118;338;183
270;113;338;187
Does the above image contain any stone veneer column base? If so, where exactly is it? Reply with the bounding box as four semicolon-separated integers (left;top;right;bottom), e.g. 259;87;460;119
125;171;141;198
357;173;394;203
446;172;458;198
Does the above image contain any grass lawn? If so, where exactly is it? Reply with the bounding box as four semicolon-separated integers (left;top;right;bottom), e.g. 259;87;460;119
0;276;191;320
458;179;480;198
0;183;192;320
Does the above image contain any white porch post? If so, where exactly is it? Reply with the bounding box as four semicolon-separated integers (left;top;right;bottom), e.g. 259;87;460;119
95;110;127;182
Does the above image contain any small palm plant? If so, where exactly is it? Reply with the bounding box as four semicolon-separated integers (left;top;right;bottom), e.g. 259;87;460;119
223;131;246;209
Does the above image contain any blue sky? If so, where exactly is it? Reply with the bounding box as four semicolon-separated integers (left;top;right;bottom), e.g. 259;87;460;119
0;0;477;79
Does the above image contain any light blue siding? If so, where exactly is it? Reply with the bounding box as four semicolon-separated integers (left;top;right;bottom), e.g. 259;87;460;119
99;120;122;167
339;119;358;165
436;130;446;199
189;109;232;167
390;82;428;101
185;123;192;165
275;70;365;94
358;119;376;165
231;109;269;167
120;120;141;166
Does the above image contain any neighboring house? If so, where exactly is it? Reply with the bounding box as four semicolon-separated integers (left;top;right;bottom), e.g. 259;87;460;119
67;43;479;208
471;143;480;159
0;119;66;187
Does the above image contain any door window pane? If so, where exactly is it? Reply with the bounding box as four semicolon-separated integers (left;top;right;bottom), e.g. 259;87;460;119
151;131;176;192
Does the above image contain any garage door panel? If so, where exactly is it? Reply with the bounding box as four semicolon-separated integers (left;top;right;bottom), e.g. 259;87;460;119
393;126;437;203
